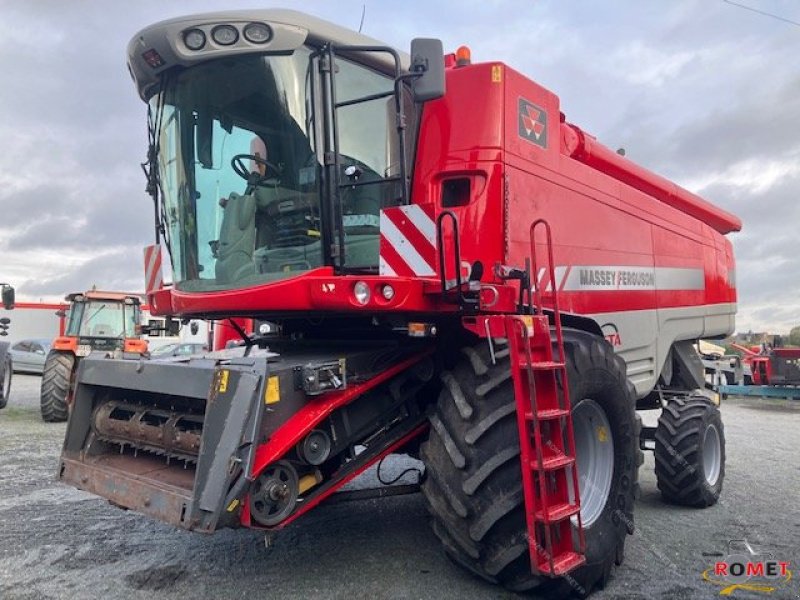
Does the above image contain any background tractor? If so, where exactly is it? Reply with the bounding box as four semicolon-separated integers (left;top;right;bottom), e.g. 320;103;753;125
40;291;146;422
59;10;740;597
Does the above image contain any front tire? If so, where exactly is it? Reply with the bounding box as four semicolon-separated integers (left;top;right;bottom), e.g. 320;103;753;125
40;350;75;423
655;395;724;507
421;330;638;595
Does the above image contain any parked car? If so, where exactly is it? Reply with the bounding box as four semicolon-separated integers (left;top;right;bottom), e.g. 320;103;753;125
149;342;208;359
9;339;52;374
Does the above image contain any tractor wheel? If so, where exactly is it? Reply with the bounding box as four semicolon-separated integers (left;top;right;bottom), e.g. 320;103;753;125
655;395;724;507
0;355;11;409
40;350;75;423
420;330;638;595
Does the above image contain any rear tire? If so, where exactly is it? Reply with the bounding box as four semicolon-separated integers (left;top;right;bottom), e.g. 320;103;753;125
421;330;638;595
655;395;724;507
40;351;75;423
0;356;11;409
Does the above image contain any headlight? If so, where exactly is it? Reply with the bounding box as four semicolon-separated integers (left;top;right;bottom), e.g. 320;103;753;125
183;28;206;51
212;24;239;46
381;284;395;300
243;22;272;44
354;281;371;305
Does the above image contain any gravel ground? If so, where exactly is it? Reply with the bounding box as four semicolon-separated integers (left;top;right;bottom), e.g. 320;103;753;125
0;373;798;600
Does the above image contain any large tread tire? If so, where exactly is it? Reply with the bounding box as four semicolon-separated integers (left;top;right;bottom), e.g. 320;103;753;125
40;351;75;423
421;329;638;596
655;395;724;507
0;356;11;409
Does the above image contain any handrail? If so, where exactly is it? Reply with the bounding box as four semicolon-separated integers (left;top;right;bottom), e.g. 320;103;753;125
529;219;565;363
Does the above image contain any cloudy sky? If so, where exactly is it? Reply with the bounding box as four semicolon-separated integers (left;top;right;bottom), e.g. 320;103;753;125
0;0;797;333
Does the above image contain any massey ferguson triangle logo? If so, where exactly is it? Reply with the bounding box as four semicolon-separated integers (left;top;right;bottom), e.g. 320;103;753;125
518;98;547;148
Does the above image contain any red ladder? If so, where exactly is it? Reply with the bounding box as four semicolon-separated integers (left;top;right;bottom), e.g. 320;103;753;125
505;218;585;576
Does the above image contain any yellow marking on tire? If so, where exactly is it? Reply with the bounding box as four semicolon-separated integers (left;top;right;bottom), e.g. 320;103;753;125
597;426;608;442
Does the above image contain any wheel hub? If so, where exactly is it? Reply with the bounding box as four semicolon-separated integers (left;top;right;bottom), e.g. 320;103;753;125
249;460;299;526
572;399;615;527
702;423;721;486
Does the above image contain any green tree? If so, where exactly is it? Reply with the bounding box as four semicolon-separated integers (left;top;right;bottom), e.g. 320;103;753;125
789;326;800;347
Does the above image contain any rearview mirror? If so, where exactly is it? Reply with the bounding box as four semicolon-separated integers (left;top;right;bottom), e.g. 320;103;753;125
410;38;445;102
1;284;14;310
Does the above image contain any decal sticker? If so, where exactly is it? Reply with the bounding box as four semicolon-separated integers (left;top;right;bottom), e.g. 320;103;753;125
217;369;229;394
265;375;280;404
601;323;622;347
491;64;502;83
518;98;547;148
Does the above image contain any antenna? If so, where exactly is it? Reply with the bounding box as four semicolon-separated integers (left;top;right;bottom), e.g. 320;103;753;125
358;4;366;33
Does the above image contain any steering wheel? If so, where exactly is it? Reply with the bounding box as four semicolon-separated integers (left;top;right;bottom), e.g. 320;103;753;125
231;154;282;185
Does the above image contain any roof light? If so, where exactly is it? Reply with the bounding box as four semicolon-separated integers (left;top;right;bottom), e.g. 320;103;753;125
455;45;471;67
212;24;239;46
244;22;272;44
184;28;206;51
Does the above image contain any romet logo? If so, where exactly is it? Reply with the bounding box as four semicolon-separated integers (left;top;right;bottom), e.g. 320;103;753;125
702;540;792;595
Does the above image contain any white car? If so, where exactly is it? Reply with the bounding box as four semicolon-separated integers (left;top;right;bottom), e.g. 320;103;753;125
9;339;51;374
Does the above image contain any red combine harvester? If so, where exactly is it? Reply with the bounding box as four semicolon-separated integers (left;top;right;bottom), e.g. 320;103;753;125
59;10;740;596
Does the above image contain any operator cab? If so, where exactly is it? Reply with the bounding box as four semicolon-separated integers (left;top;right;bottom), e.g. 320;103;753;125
133;12;440;293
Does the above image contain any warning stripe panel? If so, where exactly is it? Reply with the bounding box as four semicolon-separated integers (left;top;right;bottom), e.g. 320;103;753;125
379;206;437;278
382;208;436;269
143;244;163;293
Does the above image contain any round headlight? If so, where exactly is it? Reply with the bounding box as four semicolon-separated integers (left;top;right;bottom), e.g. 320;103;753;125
243;22;272;44
183;28;206;51
353;281;371;306
381;284;395;300
212;24;239;46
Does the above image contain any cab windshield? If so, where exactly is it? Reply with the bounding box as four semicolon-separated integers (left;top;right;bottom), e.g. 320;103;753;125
66;301;139;338
149;47;406;292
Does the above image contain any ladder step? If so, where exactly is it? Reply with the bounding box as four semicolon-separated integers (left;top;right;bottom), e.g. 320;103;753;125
525;408;570;420
516;360;565;370
531;454;574;471
534;502;580;523
536;551;586;576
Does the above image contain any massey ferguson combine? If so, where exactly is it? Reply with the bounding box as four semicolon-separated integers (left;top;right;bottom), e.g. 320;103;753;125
59;10;741;596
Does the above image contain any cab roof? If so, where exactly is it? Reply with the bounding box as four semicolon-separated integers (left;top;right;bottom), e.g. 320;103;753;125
127;9;409;101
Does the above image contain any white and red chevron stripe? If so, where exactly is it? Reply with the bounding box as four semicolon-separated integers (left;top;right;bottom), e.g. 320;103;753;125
379;205;437;277
143;244;164;293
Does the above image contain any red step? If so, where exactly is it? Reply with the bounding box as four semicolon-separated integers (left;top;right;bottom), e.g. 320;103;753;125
525;408;570;420
534;501;580;523
536;551;586;576
516;360;565;370
531;454;574;471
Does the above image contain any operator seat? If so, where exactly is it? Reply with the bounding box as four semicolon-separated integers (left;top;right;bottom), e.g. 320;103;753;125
214;192;257;283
